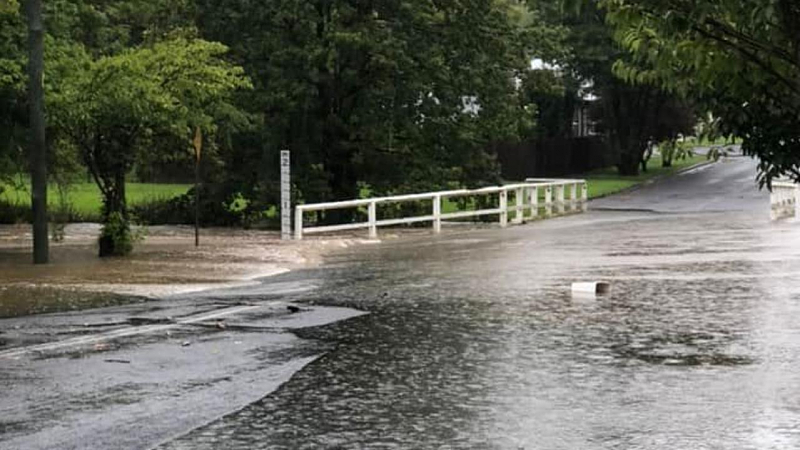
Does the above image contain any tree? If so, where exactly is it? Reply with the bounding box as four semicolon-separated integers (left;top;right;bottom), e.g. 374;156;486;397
2;0;567;233
0;0;26;190
602;0;800;186
195;0;537;222
48;37;251;255
542;2;695;175
25;0;48;263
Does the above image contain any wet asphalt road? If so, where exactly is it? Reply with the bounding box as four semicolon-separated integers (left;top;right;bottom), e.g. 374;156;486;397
5;156;800;449
0;282;365;449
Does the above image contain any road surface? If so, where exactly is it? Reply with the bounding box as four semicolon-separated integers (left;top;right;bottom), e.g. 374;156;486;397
4;156;800;449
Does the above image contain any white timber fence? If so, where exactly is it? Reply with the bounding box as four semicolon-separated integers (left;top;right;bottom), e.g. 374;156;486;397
771;179;800;220
294;179;587;240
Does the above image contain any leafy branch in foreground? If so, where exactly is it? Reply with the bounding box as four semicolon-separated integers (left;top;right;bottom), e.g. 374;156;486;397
602;0;800;186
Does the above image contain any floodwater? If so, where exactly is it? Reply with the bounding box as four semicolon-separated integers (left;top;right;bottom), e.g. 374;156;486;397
161;162;800;449
5;157;800;449
0;224;350;317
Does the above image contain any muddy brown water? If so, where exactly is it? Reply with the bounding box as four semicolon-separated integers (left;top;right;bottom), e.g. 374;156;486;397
0;224;347;318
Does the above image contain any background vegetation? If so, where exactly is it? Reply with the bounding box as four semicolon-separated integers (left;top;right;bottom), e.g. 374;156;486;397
4;0;780;255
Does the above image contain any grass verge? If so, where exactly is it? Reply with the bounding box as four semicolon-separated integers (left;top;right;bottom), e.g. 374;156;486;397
583;154;709;199
0;181;190;220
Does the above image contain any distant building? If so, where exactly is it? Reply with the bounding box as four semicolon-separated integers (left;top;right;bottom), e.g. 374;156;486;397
572;82;598;137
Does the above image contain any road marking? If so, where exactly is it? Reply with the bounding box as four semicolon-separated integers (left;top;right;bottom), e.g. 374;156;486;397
0;304;267;360
679;162;715;176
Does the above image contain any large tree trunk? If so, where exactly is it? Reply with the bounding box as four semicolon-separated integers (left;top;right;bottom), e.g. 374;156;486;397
618;149;641;176
26;0;48;264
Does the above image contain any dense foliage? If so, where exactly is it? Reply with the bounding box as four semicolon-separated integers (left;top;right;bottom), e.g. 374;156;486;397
195;0;550;218
537;2;695;175
602;0;800;185
11;0;785;256
2;0;567;234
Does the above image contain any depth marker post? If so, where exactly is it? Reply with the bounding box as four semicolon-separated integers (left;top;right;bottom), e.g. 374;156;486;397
280;150;291;240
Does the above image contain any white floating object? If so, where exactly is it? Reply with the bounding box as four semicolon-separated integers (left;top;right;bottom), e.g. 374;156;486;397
571;282;610;296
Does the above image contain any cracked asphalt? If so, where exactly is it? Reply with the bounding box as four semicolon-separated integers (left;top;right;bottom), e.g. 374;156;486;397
0;280;365;450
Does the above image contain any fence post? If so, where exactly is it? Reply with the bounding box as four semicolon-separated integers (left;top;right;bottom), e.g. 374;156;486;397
544;185;553;217
514;187;524;224
294;207;304;240
795;185;800;221
581;182;588;211
556;184;565;214
567;183;578;211
771;189;779;220
499;188;508;227
529;186;538;219
368;201;378;239
433;194;442;233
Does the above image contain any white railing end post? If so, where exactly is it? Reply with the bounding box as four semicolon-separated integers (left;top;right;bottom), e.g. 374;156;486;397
545;185;553;217
581;181;588;211
514;187;524;224
794;185;800;221
567;183;574;211
433;194;442;233
368;201;378;239
499;188;508;228
294;207;304;240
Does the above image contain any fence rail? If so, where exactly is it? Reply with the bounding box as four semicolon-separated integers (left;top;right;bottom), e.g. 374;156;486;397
295;179;587;240
771;179;799;220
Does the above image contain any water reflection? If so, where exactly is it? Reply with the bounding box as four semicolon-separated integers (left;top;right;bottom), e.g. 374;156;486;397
160;211;800;449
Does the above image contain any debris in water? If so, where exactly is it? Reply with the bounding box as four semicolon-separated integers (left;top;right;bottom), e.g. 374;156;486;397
571;281;611;296
104;359;130;364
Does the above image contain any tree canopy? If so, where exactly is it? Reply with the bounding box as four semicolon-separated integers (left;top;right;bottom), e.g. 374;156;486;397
602;0;800;185
195;0;551;210
9;0;787;254
47;36;251;255
534;2;695;174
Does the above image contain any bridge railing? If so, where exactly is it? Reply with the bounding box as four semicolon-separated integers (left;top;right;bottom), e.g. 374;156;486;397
294;179;587;240
771;179;799;220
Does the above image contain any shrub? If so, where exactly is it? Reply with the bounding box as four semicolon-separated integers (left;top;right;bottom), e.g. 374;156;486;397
0;201;31;224
99;212;133;256
130;186;265;227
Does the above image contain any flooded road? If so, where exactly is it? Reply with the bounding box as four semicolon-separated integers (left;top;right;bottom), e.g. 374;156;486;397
0;225;350;317
4;156;800;449
161;158;800;449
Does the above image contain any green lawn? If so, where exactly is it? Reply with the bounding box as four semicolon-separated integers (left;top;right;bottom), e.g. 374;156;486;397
0;180;190;219
357;154;711;221
440;154;709;215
